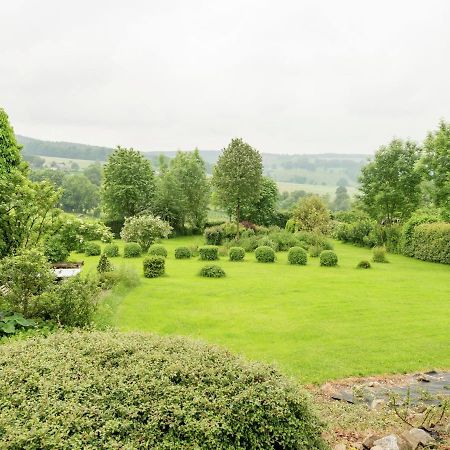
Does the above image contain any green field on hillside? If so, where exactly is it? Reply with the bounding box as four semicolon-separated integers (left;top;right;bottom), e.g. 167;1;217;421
74;236;450;383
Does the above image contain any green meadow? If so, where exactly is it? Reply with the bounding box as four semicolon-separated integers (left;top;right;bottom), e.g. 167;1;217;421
75;236;450;383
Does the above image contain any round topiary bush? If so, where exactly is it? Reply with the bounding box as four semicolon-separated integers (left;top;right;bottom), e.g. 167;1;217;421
84;242;101;256
199;264;226;278
372;246;388;263
199;245;219;261
288;246;308;265
175;246;191;259
148;244;168;258
229;246;245;261
143;255;165;278
319;250;338;267
357;260;371;269
0;331;327;449
255;246;276;263
123;242;142;258
103;243;119;257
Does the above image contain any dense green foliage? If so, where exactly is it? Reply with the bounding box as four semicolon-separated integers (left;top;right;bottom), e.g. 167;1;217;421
0;108;21;173
255;246;275;263
319;250;338;267
84;242;101;256
199;245;219;261
44;236;70;263
199;265;226;278
123;242;142;258
103;243;120;257
143;256;165;278
60;174;99;213
0;331;327;449
292;195;331;233
372;247;388;263
204;225;224;245
0;312;35;336
148;244;168;258
174;246;191;259
356;260;371;269
410;222;450;264
97;254;113;273
288;246;308;265
331;186;351;211
229;247;245;261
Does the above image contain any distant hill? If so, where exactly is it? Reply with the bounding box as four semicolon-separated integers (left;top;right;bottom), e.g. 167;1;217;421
17;135;369;186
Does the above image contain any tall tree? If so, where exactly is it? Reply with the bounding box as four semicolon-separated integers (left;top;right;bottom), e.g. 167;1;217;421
83;162;102;186
101;147;156;220
212;138;263;237
0;108;22;175
241;176;279;225
331;186;351;211
421;120;450;216
292;195;331;233
61;174;99;214
358;139;422;222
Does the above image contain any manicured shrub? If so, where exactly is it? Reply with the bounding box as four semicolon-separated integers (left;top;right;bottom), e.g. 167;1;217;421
103;243;119;257
97;254;113;274
143;256;165;278
357;260;371;269
148;244;168;258
229;247;245;261
200;265;226;278
320;250;338;267
372;246;388;263
204;226;224;245
288;246;308;265
255;246;275;263
0;331;327;449
84;242;101;256
199;245;219;261
123;242;142;258
175;246;191;259
411;222;450;264
401;213;440;256
44;236;69;263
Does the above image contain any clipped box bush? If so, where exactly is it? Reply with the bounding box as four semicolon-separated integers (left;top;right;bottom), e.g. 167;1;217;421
123;242;142;258
84;242;101;256
174;246;191;259
204;226;224;245
199;245;219;261
255;246;275;263
372;246;388;263
411;222;450;264
148;244;168;258
143;256;165;278
357;260;371;269
103;243;119;257
320;250;338;267
229;247;245;261
288;246;307;265
200;265;226;278
0;331;327;449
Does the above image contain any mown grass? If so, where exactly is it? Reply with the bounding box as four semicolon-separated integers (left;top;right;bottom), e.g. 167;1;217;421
74;236;450;383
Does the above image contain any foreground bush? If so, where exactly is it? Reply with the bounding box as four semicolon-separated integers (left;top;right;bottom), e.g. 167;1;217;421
123;242;142;258
44;236;70;263
199;245;219;261
84;242;101;256
148;244;168;258
319;250;338;267
175;246;191;259
288;246;308;265
411;222;450;264
357;260;371;269
255;246;275;263
0;332;327;449
229;247;245;261
372;246;388;263
143;256;165;278
200;265;226;278
103;243;119;257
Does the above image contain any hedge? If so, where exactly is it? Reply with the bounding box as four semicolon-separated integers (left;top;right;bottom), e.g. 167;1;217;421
175;246;191;259
199;265;226;278
288;246;307;265
229;247;245;261
411;222;450;264
255;246;275;263
199;245;219;261
0;332;327;449
143;256;165;278
148;244;168;258
123;242;142;258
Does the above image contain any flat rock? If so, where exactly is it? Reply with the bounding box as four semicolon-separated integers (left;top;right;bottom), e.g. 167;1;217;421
373;434;410;450
401;428;434;449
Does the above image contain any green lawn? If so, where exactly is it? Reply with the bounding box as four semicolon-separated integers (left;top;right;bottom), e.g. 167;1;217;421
75;237;450;383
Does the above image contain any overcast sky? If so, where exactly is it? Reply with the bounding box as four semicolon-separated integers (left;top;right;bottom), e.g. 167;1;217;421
1;1;449;154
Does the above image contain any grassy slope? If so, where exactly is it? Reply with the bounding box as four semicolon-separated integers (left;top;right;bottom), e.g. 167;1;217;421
75;237;450;383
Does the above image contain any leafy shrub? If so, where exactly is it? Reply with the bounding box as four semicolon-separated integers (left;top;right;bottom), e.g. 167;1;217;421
411;222;450;264
97;254;113;273
285;218;297;233
309;245;321;257
199;245;219;261
268;230;300;251
372;246;388;263
204;226;224;245
143;256;165;278
120;215;172;252
200;265;226;278
229;247;245;261
0;312;36;336
334;219;375;247
44;236;69;263
357;260;371;269
288;247;308;265
84;242;101;256
401;213;440;256
0;331;327;449
103;243;119;257
292;195;331;233
148;244;168;258
175;246;191;259
255;246;275;263
320;250;338;267
123;242;142;258
258;236;277;251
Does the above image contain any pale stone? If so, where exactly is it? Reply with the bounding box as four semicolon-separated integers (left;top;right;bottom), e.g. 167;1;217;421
401;428;434;449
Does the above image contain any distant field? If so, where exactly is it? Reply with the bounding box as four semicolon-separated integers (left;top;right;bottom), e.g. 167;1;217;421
276;181;358;196
42;156;103;169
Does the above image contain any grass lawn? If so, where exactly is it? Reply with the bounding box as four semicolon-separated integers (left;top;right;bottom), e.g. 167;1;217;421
74;237;450;383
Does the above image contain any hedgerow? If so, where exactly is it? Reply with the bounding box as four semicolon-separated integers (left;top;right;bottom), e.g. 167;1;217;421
0;331;328;449
411;222;450;264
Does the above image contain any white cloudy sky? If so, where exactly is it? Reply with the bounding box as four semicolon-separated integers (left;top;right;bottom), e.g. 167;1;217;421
1;0;449;154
